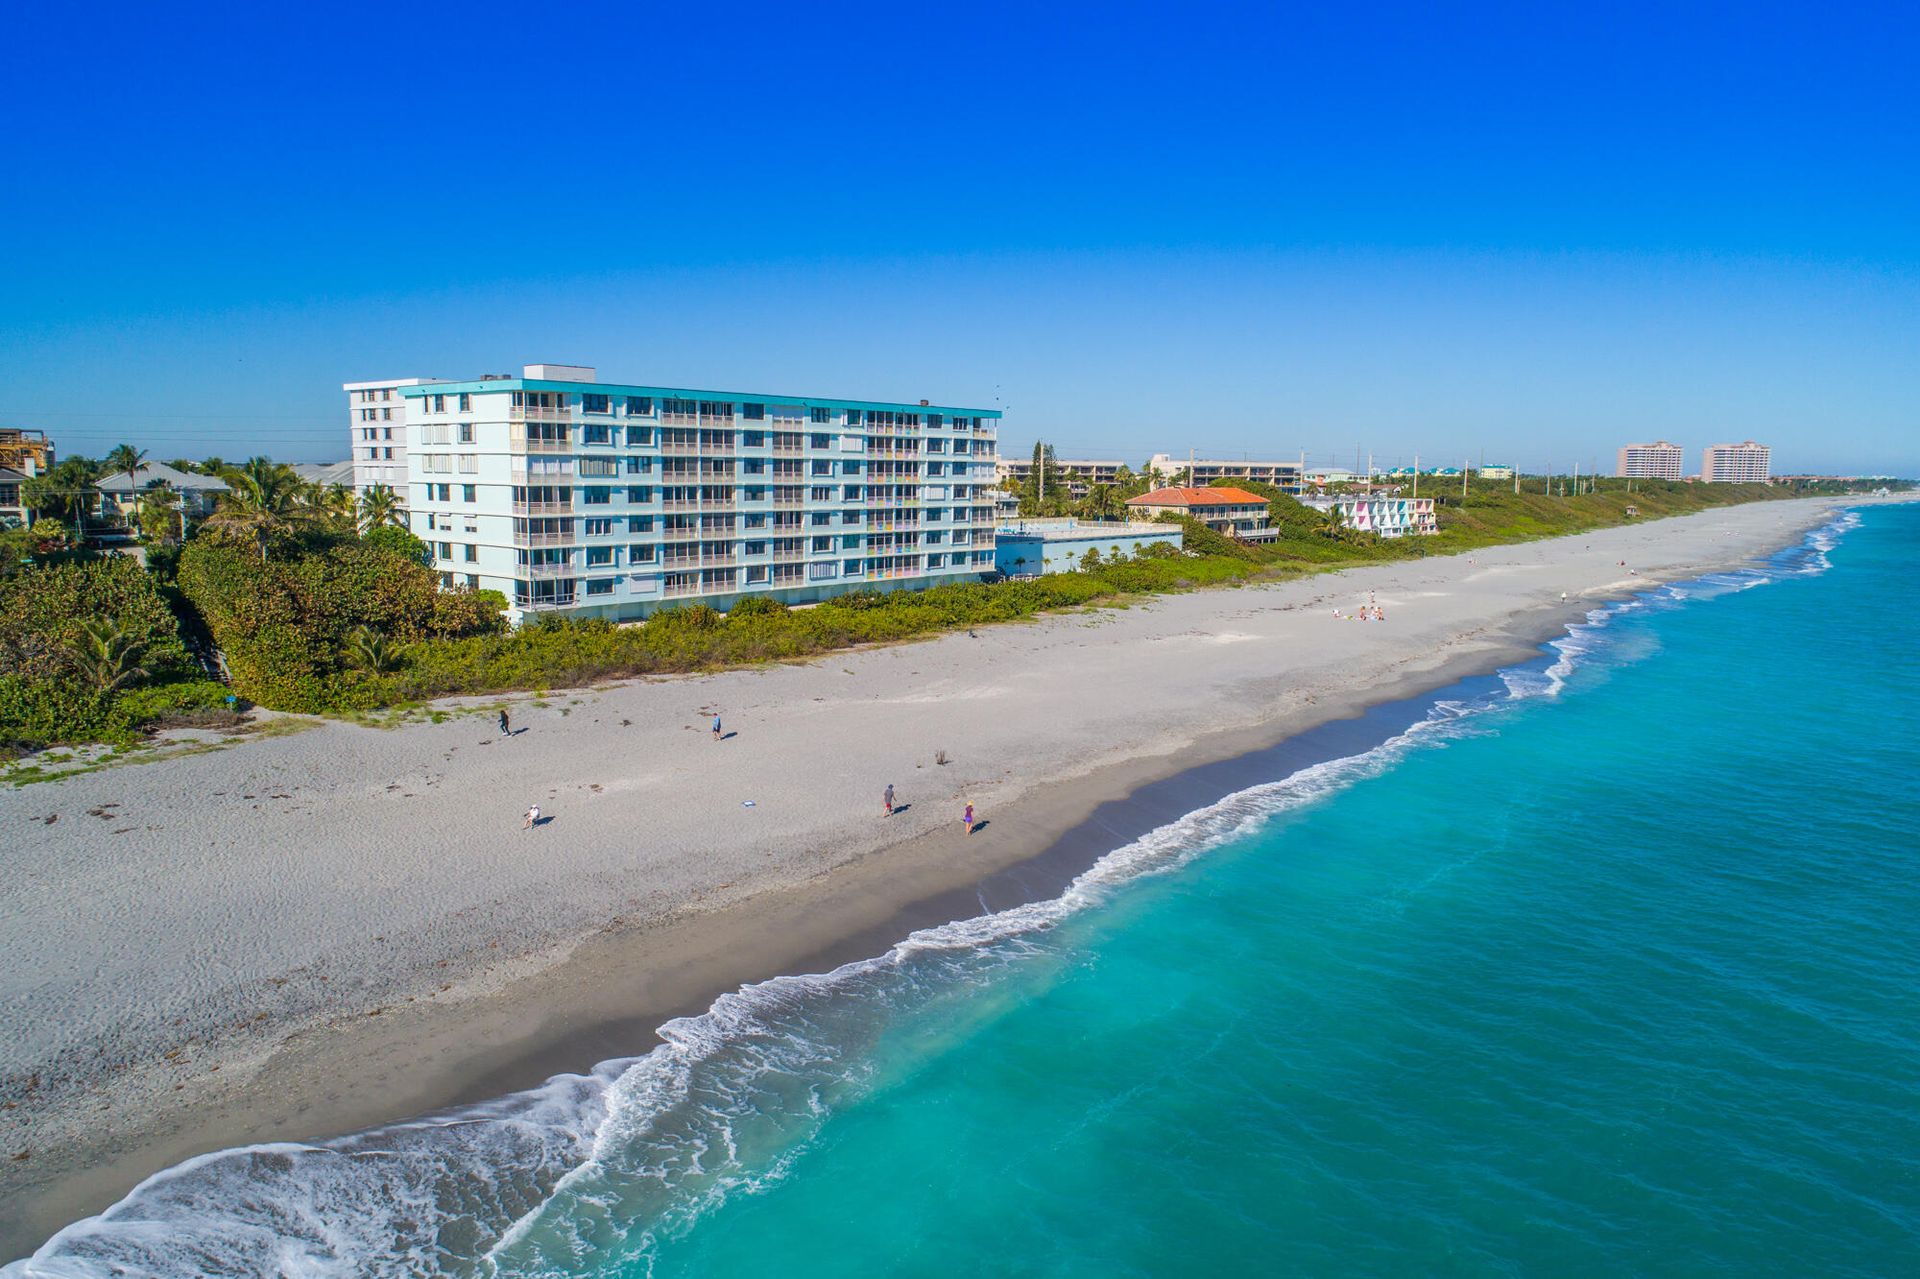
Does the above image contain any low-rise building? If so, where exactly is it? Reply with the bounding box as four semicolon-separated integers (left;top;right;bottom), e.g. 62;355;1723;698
291;460;356;489
1125;486;1278;543
95;462;231;532
1;429;55;528
995;457;1127;500
1146;454;1303;493
1300;494;1437;538
1616;441;1685;480
1477;464;1514;480
993;519;1183;576
1700;441;1771;484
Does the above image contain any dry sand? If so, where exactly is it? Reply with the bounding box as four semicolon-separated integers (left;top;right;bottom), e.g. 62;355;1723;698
0;497;1857;1259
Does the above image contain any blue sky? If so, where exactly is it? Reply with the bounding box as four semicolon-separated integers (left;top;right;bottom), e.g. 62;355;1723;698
3;0;1914;474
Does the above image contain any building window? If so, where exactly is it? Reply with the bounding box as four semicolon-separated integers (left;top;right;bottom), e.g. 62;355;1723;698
585;578;615;596
463;544;478;562
438;541;453;560
458;392;471;412
629;543;656;563
624;456;653;474
383;447;394;459
465;574;480;588
742;403;766;420
582;423;611;445
626;396;653;416
582;393;611;414
583;517;615;536
462;484;476;502
810;407;832;424
382;408;393;421
458;422;474;444
631;515;653;533
627;486;653;503
435;483;451;501
586;546;614;566
583;486;611;505
629;426;654;447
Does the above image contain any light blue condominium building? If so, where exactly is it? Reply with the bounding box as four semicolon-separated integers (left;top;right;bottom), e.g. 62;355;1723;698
394;365;1000;621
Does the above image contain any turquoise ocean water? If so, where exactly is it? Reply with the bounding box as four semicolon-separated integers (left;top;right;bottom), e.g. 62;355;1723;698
14;505;1918;1278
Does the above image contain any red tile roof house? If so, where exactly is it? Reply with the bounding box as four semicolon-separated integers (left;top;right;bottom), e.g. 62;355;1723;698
1125;486;1279;543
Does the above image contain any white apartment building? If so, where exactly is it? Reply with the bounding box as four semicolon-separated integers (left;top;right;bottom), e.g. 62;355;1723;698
344;377;445;505
1699;441;1771;484
392;364;1000;621
995;457;1127;499
1147;453;1304;492
1615;441;1685;480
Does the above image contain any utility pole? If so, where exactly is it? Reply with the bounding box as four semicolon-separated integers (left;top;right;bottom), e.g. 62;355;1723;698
1412;453;1419;499
1462;458;1468;501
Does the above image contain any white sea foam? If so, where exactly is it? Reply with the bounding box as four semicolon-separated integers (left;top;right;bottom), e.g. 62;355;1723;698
6;511;1863;1279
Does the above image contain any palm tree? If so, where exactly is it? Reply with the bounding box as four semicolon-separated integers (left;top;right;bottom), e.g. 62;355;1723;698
202;457;312;560
356;484;405;534
103;444;148;531
344;626;404;674
72;619;150;695
1320;504;1345;540
23;458;101;543
1078;484;1123;522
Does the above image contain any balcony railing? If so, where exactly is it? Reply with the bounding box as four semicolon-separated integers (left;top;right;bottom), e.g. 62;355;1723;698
509;406;572;423
508;429;571;454
518;562;574;580
512;499;573;517
514;530;576;547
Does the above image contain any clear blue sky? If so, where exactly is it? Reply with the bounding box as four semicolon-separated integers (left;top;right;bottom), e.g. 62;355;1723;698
3;0;1914;475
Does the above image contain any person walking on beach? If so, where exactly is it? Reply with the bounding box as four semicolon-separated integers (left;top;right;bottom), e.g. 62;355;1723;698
499;709;510;737
884;783;895;817
712;713;723;741
963;801;976;836
523;804;540;831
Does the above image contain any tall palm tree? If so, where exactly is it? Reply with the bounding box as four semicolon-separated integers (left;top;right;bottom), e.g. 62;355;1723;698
202;458;312;561
72;619;150;694
357;484;405;534
103;444;148;531
23;458;101;543
1320;503;1345;540
1077;484;1123;522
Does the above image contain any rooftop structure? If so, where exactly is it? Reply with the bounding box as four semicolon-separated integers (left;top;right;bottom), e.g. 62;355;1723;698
1125;486;1278;543
1699;441;1771;484
1616;441;1684;480
1477;464;1515;480
94;462;232;535
290;460;356;488
993;519;1182;576
0;467;28;528
388;364;1000;621
0;428;54;478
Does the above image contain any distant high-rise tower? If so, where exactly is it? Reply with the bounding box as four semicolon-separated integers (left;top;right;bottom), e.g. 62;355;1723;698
1615;441;1685;480
1700;441;1771;484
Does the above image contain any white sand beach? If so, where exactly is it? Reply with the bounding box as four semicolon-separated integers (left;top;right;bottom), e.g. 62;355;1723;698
0;497;1859;1258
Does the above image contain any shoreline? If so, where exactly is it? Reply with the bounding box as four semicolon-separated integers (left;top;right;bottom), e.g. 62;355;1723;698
0;497;1873;1262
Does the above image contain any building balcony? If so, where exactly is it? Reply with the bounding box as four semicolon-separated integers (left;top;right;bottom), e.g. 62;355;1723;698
512;500;572;517
518;562;575;580
508;406;572;423
508;430;572;454
513;530;576;548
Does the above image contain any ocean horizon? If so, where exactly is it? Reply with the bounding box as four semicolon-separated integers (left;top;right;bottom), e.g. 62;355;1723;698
12;503;1916;1278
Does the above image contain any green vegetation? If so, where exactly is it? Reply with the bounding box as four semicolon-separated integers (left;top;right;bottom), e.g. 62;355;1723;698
0;439;1903;757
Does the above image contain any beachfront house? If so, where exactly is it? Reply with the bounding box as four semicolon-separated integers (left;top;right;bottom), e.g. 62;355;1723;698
993;518;1183;577
1299;493;1437;538
367;364;1000;622
1125;486;1279;544
94;462;230;534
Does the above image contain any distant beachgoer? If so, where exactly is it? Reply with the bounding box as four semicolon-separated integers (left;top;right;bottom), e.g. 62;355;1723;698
963;801;976;836
885;783;895;816
523;804;540;831
712;714;723;741
499;710;510;736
